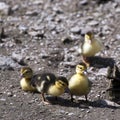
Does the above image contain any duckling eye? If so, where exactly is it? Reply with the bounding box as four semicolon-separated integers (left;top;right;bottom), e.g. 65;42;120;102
59;81;65;86
78;67;83;70
25;71;30;74
61;83;65;86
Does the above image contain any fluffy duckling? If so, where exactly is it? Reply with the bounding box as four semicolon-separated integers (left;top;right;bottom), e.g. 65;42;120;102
20;67;37;92
69;62;92;102
80;31;103;67
31;73;68;104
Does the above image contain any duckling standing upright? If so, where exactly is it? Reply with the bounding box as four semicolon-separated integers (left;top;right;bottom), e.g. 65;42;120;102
20;67;37;92
31;73;68;104
69;62;92;102
80;31;103;67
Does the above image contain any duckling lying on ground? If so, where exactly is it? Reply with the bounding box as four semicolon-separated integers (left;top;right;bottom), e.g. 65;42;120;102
20;67;37;92
80;31;103;67
69;62;92;102
31;73;68;104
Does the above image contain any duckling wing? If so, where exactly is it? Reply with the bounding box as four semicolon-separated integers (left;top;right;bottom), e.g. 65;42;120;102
30;73;56;92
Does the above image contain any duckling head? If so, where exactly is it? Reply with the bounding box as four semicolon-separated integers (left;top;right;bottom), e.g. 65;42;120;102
55;76;68;89
76;62;87;74
85;31;94;43
20;67;33;79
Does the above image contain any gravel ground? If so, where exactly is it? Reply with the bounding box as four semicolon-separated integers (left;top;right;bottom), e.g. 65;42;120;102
0;0;120;120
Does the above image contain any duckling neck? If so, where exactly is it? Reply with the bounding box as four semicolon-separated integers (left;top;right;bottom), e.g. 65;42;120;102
76;72;84;76
24;78;31;82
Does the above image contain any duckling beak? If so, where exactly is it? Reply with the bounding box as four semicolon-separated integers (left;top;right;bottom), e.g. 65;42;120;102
84;70;88;75
20;74;24;78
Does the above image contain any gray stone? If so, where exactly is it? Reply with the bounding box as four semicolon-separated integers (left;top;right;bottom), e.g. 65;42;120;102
96;68;109;76
88;20;99;26
116;34;120;40
11;52;25;65
0;2;11;15
25;11;38;16
0;55;21;70
79;0;88;5
70;26;81;34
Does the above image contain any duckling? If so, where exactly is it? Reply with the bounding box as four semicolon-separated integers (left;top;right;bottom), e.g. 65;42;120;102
69;62;92;102
20;67;37;92
31;73;68;104
80;31;103;67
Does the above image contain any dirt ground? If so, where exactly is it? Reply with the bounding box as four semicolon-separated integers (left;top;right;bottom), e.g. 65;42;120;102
0;0;120;120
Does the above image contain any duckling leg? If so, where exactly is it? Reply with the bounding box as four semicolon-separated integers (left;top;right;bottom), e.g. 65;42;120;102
85;95;88;102
41;93;50;105
82;56;90;67
55;96;58;101
70;94;74;102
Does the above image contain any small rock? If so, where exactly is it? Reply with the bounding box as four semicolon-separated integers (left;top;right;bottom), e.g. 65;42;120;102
98;99;120;108
32;0;43;5
40;53;49;59
88;20;99;26
7;92;13;97
12;5;19;11
0;2;11;15
53;7;63;14
70;26;81;34
116;34;120;40
0;55;21;70
28;30;45;38
18;25;28;34
68;112;74;116
81;109;85;112
81;26;93;35
86;110;90;113
25;11;38;16
97;68;109;76
115;8;120;13
11;52;26;65
0;98;6;101
63;62;76;67
79;0;88;5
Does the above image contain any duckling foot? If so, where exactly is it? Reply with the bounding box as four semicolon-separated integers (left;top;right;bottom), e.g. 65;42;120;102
42;100;51;105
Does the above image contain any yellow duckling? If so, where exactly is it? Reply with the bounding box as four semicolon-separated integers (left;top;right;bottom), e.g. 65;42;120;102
31;73;68;104
80;31;103;66
20;67;37;92
69;62;92;102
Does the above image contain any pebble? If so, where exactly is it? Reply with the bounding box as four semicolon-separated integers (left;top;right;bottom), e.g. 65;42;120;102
0;55;21;70
96;68;109;76
0;98;6;101
88;20;99;26
81;26;93;35
79;0;88;5
70;26;81;34
0;2;11;15
32;0;43;5
12;5;19;11
11;52;25;65
25;11;38;16
115;34;120;40
7;92;13;97
98;99;120;108
18;25;28;34
115;8;120;13
68;112;74;116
